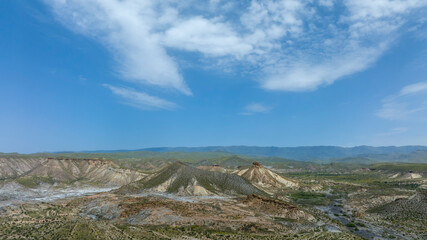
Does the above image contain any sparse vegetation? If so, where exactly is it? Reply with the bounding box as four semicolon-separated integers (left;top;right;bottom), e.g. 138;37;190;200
16;176;54;188
290;191;330;206
1;151;426;239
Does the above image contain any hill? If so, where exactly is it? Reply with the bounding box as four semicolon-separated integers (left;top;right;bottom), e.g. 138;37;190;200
116;162;266;196
0;157;44;179
218;155;252;168
368;162;427;172
197;165;226;173
233;162;298;191
0;157;146;187
369;190;427;221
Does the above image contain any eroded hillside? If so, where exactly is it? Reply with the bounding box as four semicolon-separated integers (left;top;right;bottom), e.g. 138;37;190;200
0;153;425;239
0;157;146;187
116;162;266;196
234;162;298;192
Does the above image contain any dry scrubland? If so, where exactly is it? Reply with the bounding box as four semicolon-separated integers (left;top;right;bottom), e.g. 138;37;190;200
0;154;426;239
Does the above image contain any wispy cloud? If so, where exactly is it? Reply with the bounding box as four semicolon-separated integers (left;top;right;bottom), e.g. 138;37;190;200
261;45;386;91
399;82;427;96
376;82;427;120
103;84;176;110
45;0;191;95
260;0;426;91
376;127;409;137
241;103;272;115
45;0;427;95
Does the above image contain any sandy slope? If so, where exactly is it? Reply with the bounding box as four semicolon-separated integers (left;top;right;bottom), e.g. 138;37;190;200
233;162;298;190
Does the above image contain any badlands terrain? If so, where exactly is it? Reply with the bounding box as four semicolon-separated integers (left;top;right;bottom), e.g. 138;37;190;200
0;151;426;239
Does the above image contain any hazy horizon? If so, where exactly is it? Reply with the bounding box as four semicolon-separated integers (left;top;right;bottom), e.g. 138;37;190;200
5;144;427;155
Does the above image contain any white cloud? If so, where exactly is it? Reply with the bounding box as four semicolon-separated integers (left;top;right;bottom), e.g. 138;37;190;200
261;45;385;91
376;82;427;120
399;82;427;96
344;0;427;21
45;0;191;95
318;0;334;7
259;0;427;91
163;16;253;57
240;0;304;38
103;84;176;110
241;103;272;115
44;0;427;95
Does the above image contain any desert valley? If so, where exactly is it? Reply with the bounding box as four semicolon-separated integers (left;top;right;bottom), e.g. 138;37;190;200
0;148;425;239
3;0;427;239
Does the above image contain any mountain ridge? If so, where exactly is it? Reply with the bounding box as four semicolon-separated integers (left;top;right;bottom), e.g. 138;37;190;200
57;145;427;161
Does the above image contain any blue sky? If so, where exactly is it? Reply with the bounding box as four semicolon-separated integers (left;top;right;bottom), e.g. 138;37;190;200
1;0;427;153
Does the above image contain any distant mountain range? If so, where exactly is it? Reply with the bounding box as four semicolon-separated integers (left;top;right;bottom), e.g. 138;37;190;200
80;145;427;162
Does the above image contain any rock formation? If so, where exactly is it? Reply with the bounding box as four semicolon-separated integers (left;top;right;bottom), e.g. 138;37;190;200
233;162;298;191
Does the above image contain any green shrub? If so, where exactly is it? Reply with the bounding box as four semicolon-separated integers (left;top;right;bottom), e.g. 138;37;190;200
16;176;54;188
